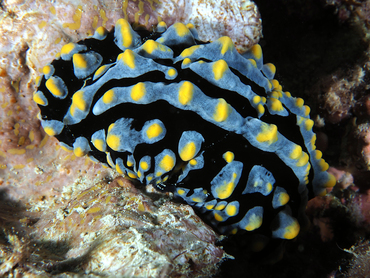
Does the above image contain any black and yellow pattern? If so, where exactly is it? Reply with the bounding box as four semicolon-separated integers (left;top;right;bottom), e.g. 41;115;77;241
35;19;335;242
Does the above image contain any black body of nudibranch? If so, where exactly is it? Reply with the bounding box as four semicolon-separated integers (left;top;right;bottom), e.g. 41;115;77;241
35;19;335;244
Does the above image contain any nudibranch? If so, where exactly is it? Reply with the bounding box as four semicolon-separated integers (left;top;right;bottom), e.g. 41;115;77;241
34;19;335;246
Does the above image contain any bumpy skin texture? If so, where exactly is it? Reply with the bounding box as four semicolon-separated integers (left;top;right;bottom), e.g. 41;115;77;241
35;19;335;247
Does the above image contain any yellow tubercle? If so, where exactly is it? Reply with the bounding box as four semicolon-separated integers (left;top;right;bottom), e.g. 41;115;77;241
253;95;261;104
248;59;257;68
180;142;196;161
43;126;56;136
178;81;194;105
61;42;75;55
103;89;115;104
180;45;200;57
168;68;176;77
270;98;284;112
189;159;197;166
140;161;149;171
95;26;107;37
130;82;146;101
218;36;234;55
213;59;228;80
296;98;304;107
74;147;85;157
33;92;46;105
43;65;51;75
283;220;300;240
290;145;302;160
146;123;163;139
118;49;136;68
93;139;104;152
250;44;262;60
223;151;234;163
106;134;120;151
304;119;314;131
214;212;224;222
45;78;63;97
325;173;336;188
72;53;87;69
245;215;262;231
296;152;309;167
265;63;276;75
215;172;237;199
173;22;190;37
256;123;278;144
72;90;86;111
279;193;290;206
213;98;230;122
257;103;265;115
319;158;329;171
159;155;175;172
127;172;137;179
117;18;133;48
225;204;237;216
